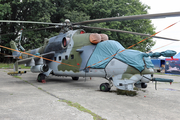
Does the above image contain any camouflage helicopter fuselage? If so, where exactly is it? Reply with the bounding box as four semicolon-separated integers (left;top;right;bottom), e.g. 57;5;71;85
9;29;173;91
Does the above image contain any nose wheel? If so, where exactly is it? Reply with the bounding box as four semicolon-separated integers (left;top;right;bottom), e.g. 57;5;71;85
100;83;111;92
37;73;46;83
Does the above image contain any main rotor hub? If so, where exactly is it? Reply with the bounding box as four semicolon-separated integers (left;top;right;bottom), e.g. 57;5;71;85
65;19;70;23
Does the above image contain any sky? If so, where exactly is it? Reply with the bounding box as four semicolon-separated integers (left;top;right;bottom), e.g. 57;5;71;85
140;0;180;53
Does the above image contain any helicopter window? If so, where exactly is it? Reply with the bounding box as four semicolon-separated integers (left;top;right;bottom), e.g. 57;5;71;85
59;56;61;61
54;57;56;61
71;55;74;59
65;55;68;60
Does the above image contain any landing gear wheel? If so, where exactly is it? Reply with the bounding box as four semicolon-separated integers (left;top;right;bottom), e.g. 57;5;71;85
105;83;111;91
72;77;79;81
37;73;46;82
100;83;111;92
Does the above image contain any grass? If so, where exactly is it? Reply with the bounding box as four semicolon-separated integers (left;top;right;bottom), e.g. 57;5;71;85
154;72;165;75
13;76;22;79
38;87;42;90
0;63;14;69
116;89;137;96
59;100;106;120
0;63;30;69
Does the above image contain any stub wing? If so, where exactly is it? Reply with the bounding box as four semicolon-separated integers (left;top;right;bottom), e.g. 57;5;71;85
18;51;55;64
12;51;55;72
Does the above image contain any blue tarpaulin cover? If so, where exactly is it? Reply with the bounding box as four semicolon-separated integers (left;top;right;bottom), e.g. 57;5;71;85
161;50;176;57
149;50;176;58
87;40;125;68
87;40;154;71
149;52;161;58
144;57;154;68
115;49;153;71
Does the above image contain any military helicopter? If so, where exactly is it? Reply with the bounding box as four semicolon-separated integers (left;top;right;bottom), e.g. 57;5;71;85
1;11;180;92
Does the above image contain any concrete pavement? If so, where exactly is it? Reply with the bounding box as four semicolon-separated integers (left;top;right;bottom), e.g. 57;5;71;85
0;69;93;120
1;69;180;120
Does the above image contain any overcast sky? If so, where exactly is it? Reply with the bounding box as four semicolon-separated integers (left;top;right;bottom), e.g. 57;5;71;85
140;0;180;53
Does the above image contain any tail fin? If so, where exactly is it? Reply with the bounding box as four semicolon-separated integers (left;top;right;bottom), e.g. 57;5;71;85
10;40;21;58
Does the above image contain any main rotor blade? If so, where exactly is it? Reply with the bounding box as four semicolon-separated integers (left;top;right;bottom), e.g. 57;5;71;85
0;26;60;36
73;11;180;25
79;26;180;41
0;20;63;25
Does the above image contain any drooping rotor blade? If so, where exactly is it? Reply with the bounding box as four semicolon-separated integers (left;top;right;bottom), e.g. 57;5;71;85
73;11;180;25
0;20;63;25
0;26;60;36
23;26;61;31
79;26;180;41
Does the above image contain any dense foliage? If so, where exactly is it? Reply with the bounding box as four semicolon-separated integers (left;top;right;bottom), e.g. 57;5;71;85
0;0;155;62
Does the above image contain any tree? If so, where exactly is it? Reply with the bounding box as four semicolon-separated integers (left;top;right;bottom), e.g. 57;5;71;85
88;0;155;52
0;0;155;61
0;0;11;19
52;0;155;51
0;0;11;62
0;0;57;51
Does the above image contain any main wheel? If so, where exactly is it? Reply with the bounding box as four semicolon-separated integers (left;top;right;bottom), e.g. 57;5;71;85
37;73;46;82
72;77;79;81
100;83;111;92
105;83;111;91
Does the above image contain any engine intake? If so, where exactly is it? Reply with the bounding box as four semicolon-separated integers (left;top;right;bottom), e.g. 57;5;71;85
44;34;68;53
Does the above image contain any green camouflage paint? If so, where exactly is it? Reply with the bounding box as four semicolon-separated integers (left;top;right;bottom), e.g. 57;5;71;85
122;65;140;79
58;31;92;72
